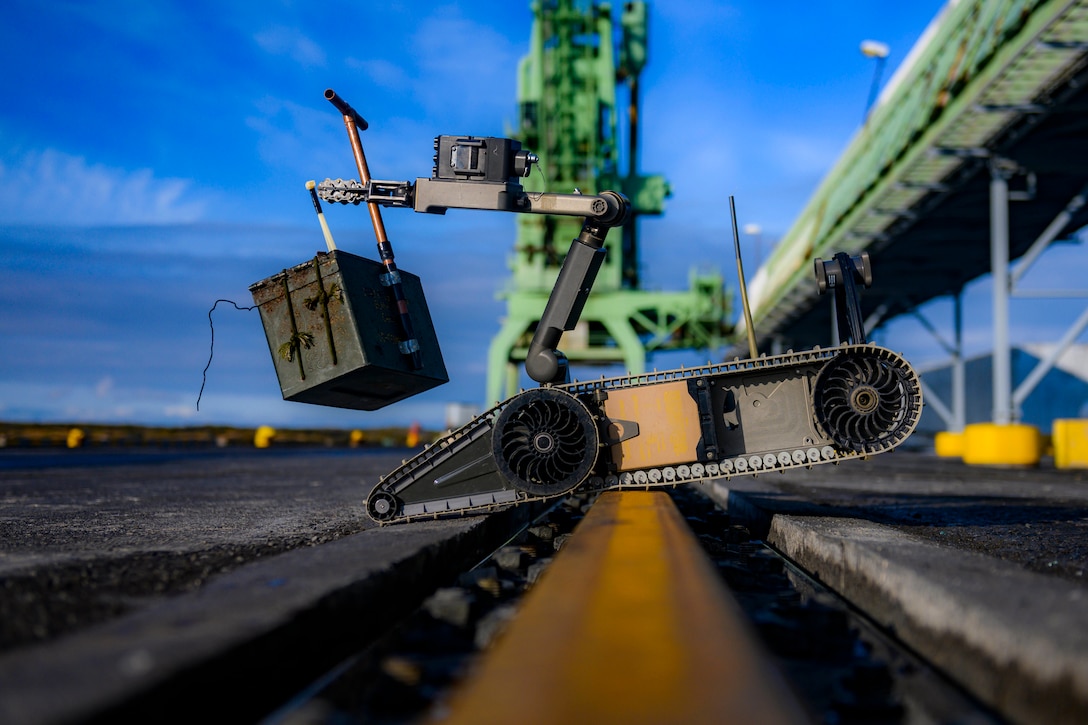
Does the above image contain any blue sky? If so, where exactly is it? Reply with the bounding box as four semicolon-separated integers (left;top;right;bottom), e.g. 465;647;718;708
6;0;1078;431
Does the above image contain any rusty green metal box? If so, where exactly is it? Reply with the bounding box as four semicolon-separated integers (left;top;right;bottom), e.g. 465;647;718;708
249;250;447;411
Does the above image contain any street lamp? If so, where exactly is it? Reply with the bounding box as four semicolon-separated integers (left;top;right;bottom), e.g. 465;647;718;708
861;39;889;120
743;223;762;268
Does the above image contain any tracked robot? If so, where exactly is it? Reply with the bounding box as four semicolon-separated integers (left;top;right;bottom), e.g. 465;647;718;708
249;90;922;524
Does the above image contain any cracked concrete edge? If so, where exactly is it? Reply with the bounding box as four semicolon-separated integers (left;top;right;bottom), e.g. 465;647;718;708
703;480;1088;725
0;506;540;724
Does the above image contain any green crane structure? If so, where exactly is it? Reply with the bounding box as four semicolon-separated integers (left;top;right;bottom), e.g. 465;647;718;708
485;0;730;404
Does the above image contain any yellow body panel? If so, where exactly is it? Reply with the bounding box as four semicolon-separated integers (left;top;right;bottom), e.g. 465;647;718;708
601;381;701;470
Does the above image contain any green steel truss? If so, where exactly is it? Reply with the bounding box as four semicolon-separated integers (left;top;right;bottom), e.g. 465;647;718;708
746;0;1088;346
486;0;729;404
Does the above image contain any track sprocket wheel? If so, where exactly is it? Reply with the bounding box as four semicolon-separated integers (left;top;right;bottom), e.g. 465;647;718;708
366;490;400;522
491;387;599;497
814;348;921;453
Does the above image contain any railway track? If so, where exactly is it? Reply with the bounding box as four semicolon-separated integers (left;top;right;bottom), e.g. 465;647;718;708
262;485;1000;725
4;449;1084;723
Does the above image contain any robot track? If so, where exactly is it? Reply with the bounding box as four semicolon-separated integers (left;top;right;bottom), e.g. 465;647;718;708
365;343;922;524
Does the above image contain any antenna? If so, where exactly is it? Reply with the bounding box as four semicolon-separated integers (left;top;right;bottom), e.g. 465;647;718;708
306;180;337;252
729;196;758;360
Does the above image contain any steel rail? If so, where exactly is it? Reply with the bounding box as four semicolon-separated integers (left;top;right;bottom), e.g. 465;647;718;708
435;491;810;724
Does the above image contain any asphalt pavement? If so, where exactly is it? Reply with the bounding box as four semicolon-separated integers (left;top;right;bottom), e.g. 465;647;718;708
0;446;541;723
1;446;1086;724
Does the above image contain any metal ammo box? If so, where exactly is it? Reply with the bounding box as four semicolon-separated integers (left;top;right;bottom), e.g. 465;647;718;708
249;250;447;410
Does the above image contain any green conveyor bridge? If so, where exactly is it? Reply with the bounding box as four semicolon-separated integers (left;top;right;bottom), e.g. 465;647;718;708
743;0;1088;359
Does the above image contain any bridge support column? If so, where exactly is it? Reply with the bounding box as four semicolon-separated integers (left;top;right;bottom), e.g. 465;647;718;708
990;163;1013;425
910;292;966;432
952;292;967;431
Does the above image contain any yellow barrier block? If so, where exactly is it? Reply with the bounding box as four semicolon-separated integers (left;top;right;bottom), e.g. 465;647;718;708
1052;419;1088;469
962;423;1041;466
934;431;964;458
254;425;276;449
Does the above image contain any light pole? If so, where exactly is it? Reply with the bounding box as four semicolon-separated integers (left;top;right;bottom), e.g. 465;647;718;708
861;39;889;120
743;223;762;268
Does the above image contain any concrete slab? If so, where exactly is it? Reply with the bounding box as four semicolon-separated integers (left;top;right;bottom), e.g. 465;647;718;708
699;451;1088;725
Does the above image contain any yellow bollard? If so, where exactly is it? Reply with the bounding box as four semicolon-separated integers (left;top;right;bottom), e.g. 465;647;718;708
934;431;964;458
962;423;1042;466
1052;419;1088;469
66;428;85;448
254;426;276;449
349;429;366;448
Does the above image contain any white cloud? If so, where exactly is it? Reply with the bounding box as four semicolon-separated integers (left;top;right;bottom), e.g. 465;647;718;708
345;57;411;91
254;26;327;67
652;1;742;28
411;11;518;79
763;130;847;178
246;96;332;162
0;149;207;225
54;2;189;46
164;404;198;419
95;376;115;398
340;8;520;129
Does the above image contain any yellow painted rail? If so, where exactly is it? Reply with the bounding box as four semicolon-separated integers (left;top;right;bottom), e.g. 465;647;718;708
435;491;809;724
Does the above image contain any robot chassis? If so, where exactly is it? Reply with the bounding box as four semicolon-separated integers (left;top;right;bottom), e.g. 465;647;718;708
312;90;923;525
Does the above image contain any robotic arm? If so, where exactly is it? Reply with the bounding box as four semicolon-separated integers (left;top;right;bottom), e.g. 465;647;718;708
319;90;630;386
